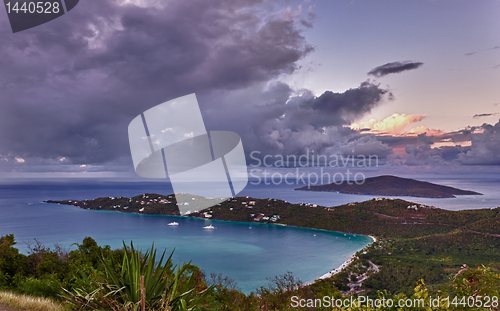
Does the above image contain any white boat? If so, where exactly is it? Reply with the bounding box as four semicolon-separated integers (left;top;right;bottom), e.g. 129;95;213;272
168;222;179;226
203;225;215;229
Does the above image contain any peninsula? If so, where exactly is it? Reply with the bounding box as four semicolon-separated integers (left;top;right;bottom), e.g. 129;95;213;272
47;193;496;238
46;194;500;296
295;175;482;198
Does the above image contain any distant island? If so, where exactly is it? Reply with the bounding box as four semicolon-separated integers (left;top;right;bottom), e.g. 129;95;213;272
295;175;482;198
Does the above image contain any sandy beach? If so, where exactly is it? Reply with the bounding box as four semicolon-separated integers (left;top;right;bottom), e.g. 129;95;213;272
302;254;356;286
305;235;377;285
319;255;356;279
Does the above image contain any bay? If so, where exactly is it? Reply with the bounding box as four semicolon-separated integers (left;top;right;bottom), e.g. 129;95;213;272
2;175;493;293
0;178;371;294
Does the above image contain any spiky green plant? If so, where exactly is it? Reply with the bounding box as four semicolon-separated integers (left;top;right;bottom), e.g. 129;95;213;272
63;241;213;311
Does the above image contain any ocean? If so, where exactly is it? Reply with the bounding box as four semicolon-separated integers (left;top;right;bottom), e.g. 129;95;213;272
0;178;370;294
241;176;500;211
0;176;496;293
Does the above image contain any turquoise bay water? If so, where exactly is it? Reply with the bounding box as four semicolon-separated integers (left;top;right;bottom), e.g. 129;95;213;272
3;176;493;293
0;179;371;293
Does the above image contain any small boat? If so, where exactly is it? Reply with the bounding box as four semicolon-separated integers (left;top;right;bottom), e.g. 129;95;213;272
203;225;215;229
168;222;179;226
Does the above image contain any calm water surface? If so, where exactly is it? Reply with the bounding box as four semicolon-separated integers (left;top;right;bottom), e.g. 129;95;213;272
2;176;495;292
0;179;371;293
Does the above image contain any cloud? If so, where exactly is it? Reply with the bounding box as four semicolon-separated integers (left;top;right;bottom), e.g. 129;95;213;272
203;80;392;159
367;61;423;77
405;126;444;136
283;81;391;130
3;0;494;173
457;120;500;165
0;0;314;172
404;144;446;167
355;123;479;167
473;113;499;119
339;136;393;160
465;45;500;56
350;113;426;134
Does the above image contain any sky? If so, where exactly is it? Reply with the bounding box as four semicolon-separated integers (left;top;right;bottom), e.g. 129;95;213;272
0;0;499;178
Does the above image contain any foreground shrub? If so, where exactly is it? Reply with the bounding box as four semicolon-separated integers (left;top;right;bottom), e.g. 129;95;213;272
16;275;63;299
63;242;213;311
451;265;500;299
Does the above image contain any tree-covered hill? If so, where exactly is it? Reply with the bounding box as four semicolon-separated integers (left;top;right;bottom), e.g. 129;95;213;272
295;175;482;198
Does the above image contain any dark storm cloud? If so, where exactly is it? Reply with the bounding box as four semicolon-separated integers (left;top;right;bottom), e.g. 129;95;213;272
367;61;424;77
448;127;478;140
404;144;446;167
350;127;479;167
378;120;500;167
339;136;393;160
281;81;391;131
373;135;420;147
373;125;476;150
457;120;500;165
200;82;392;161
202;80;393;159
401;132;460;167
361;133;428;150
402;143;468;167
417;133;434;145
7;0;494;172
473;113;499;118
440;145;470;162
0;0;313;172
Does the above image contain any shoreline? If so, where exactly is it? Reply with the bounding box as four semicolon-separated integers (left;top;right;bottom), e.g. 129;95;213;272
50;199;377;288
305;235;376;286
304;254;357;286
